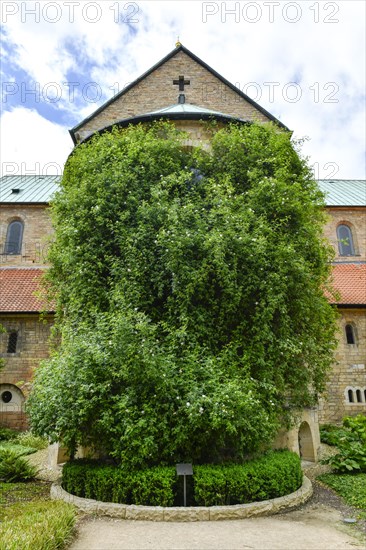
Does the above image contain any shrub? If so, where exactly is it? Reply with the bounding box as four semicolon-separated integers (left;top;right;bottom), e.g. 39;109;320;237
194;451;302;506
0;449;38;482
129;467;176;506
62;460;176;506
0;442;38;456
61;458;95;498
321;415;366;473
320;424;349;446
62;451;301;506
15;431;48;450
0;427;19;441
0;500;76;550
343;415;366;444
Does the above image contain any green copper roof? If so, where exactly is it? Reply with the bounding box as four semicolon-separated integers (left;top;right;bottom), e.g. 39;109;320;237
147;102;245;120
0;175;61;203
80;101;248;144
1;175;364;207
318;179;366;206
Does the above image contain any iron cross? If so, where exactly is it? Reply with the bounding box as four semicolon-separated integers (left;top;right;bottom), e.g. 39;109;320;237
173;75;190;91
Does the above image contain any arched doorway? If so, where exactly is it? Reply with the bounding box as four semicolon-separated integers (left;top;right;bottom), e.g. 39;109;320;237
298;421;315;462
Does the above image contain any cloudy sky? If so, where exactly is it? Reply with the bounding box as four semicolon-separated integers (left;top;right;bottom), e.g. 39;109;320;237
1;0;365;179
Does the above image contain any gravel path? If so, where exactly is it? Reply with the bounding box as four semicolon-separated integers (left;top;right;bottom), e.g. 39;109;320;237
26;448;61;482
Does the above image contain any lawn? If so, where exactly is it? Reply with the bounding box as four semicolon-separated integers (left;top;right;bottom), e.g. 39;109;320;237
0;431;77;550
0;480;77;550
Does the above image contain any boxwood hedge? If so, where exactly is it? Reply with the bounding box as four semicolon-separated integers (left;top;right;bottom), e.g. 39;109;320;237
62;450;302;507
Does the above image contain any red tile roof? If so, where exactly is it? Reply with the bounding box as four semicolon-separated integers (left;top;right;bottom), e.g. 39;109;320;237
0;268;53;312
329;263;366;305
1;264;364;313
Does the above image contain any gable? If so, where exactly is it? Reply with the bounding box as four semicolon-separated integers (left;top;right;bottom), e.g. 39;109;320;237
71;45;288;143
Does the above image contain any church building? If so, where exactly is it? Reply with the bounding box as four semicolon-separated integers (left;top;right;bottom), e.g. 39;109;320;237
1;44;365;458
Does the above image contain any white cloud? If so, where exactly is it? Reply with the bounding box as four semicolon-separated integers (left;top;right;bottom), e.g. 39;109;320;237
0;107;73;176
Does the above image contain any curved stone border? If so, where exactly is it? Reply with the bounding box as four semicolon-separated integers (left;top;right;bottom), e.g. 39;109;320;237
51;476;312;521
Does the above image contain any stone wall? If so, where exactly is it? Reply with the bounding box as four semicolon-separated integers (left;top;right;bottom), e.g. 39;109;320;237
323;207;366;261
319;308;366;424
321;204;366;423
0;314;53;430
0;204;53;266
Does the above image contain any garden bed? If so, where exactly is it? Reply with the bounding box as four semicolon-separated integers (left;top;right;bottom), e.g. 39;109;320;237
62;451;302;507
52;475;312;521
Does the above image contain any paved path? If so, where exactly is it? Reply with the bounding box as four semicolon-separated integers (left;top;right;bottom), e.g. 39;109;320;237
70;504;365;550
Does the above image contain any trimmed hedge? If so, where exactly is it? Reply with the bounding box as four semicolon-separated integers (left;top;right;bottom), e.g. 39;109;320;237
62;461;176;506
62;450;302;507
194;451;302;506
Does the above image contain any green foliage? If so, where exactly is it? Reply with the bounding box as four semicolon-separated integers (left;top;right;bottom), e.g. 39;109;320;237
320;424;349;446
0;500;76;550
0;441;38;456
29;121;337;467
62;460;176;506
15;431;48;450
62;451;301;506
321;415;366;473
318;473;366;518
0;448;38;482
0;429;47;457
194;450;302;505
0;427;19;441
343;415;366;443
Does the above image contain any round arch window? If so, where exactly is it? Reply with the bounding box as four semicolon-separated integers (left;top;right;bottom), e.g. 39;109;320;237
0;384;25;411
1;391;13;403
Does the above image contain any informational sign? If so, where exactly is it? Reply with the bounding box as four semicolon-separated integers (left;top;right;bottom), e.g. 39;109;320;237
176;463;193;476
176;463;193;506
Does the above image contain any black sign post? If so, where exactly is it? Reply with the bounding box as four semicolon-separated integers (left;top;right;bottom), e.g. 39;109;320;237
176;463;193;507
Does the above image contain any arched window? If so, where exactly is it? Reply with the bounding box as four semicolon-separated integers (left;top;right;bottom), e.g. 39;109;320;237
356;389;362;403
337;224;355;256
348;389;354;403
4;220;23;255
345;324;356;345
7;331;18;353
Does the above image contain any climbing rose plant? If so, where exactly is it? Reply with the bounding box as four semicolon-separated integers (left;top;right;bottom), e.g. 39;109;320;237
29;121;338;468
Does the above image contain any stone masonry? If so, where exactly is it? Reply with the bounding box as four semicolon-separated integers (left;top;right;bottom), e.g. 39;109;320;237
324;207;366;261
0;204;53;267
0;314;53;430
319;309;366;423
320;205;366;423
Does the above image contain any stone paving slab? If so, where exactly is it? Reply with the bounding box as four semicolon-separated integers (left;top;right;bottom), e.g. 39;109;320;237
69;508;364;550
